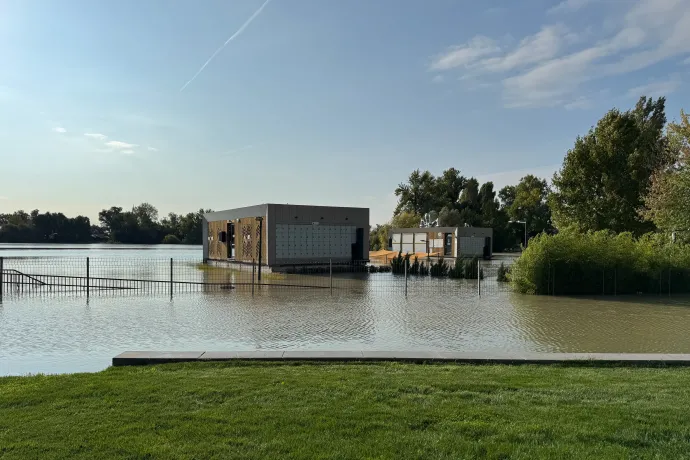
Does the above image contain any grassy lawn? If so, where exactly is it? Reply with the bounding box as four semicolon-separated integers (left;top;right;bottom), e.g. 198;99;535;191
2;362;690;459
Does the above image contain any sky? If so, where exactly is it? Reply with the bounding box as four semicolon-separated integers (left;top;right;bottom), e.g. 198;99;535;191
1;0;689;225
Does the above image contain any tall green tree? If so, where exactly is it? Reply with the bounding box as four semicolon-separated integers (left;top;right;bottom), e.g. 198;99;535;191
369;224;391;251
504;175;552;234
394;170;437;216
498;185;516;210
434;168;465;211
667;109;690;166
642;109;690;234
549;96;670;235
391;211;422;228
437;207;462;227
459;178;479;208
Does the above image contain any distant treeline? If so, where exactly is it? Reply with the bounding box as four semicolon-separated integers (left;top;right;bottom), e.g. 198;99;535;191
0;203;212;245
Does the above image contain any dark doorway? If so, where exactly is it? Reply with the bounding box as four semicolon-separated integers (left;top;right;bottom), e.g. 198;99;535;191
444;234;453;256
352;228;365;261
227;222;235;259
483;237;491;259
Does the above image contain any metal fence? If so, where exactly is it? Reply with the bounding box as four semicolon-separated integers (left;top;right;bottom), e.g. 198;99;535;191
0;256;516;299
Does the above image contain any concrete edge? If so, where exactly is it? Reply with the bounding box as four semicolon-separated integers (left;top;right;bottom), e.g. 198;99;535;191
112;351;690;367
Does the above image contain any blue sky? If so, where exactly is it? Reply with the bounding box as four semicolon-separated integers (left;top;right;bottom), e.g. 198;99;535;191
1;0;689;225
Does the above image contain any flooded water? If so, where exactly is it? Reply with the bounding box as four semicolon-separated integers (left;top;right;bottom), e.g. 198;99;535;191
2;244;690;376
0;243;200;259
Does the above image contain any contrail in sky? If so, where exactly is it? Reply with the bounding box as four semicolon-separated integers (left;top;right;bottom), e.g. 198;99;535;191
180;0;273;92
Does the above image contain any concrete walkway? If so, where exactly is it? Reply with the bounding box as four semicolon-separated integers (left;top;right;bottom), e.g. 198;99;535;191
112;351;690;366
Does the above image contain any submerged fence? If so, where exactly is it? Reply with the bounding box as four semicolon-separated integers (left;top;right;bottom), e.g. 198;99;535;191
0;256;514;299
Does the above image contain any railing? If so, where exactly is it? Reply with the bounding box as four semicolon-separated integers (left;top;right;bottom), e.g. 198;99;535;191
0;256;517;299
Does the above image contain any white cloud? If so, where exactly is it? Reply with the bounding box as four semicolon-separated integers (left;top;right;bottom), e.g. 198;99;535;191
105;140;138;149
120;149;135;155
478;25;568;73
431;0;690;108
429;36;500;71
627;74;682;98
52;127;66;133
548;0;595;15
432;75;445;83
84;133;107;140
564;96;594;110
147;146;158;152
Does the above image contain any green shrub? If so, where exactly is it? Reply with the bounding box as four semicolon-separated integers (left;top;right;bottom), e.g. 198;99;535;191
391;252;410;275
510;229;690;295
430;258;449;277
162;234;181;244
419;259;429;276
497;263;510;282
448;258;465;279
409;256;420;276
462;257;484;280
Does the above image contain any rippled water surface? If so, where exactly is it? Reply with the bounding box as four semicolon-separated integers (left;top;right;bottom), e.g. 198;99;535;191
2;245;690;376
3;288;690;376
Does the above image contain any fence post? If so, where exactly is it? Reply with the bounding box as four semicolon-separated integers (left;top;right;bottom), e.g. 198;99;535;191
477;260;481;297
86;257;90;298
614;268;617;296
252;259;255;296
602;270;605;296
404;259;408;297
170;258;173;298
668;268;671;296
329;259;333;295
0;256;3;300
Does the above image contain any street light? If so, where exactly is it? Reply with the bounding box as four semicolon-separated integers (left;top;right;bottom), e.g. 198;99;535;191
509;220;527;249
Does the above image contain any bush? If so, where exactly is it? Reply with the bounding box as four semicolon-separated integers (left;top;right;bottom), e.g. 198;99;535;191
391;252;410;275
162;234;181;244
430;258;449;277
497;263;510;282
462;257;484;280
419;260;429;276
510;229;690;295
448;258;465;279
409;257;420;276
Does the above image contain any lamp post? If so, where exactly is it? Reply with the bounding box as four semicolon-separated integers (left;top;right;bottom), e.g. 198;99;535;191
255;216;264;281
510;220;527;249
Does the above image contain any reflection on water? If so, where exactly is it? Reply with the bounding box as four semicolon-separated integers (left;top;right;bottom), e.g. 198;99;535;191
3;286;690;376
510;293;690;353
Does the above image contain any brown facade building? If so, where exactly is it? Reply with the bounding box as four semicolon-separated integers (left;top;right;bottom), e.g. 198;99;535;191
203;204;369;268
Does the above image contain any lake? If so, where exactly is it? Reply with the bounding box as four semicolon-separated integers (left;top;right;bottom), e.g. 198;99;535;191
2;244;690;376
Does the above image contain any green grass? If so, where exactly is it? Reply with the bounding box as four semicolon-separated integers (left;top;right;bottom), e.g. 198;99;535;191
2;362;690;459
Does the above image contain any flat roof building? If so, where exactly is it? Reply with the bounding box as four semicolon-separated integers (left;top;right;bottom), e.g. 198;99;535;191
203;204;369;268
388;226;493;259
